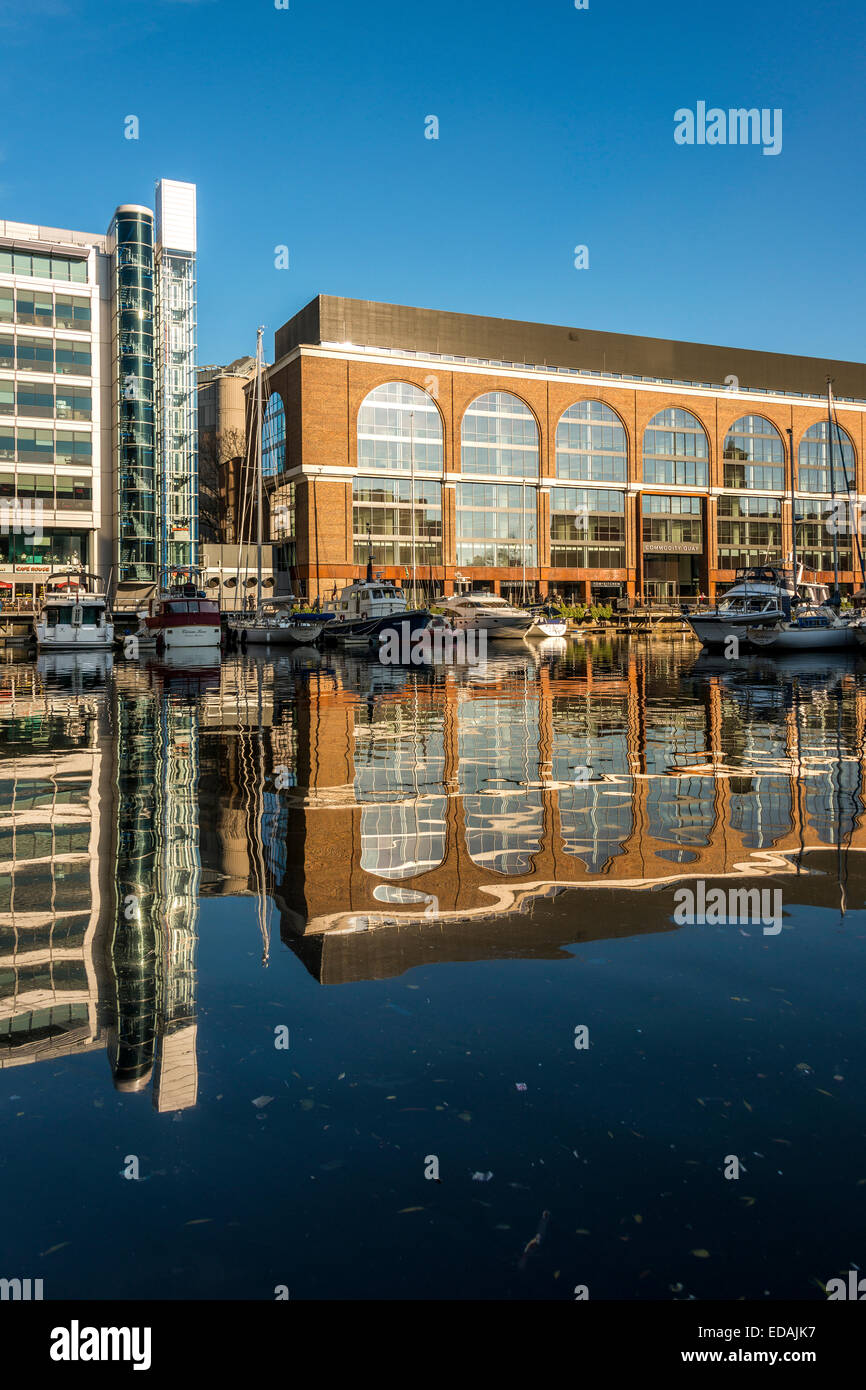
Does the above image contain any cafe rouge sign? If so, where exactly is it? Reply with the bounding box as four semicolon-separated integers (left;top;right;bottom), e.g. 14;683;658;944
0;565;55;573
642;543;702;554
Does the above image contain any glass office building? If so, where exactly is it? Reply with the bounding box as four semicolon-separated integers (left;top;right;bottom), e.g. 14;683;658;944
0;182;198;602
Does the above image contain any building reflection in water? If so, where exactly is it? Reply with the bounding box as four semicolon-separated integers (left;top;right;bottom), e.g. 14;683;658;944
201;644;866;983
0;654;203;1111
2;640;866;1054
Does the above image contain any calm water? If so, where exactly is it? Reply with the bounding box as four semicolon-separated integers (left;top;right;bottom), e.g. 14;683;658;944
1;635;864;1300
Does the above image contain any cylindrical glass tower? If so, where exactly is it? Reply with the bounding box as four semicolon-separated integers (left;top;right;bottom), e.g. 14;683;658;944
113;206;156;583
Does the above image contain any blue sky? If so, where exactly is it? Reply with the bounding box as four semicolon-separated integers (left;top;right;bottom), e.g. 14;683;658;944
2;0;864;365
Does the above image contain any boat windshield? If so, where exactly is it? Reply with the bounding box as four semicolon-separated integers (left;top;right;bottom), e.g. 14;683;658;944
163;600;219;614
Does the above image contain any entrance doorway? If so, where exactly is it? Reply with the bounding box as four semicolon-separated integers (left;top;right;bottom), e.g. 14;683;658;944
642;554;701;602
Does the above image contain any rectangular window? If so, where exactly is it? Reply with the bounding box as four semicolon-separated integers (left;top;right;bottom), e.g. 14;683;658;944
55;431;92;464
549;487;626;568
642;494;703;546
55;387;91;421
16;336;53;372
0;379;13;416
56;476;92;510
54;296;91;330
0;289;13;323
352;475;442;567
15;290;53;327
455;482;536;567
16;384;54;419
54;339;90;375
16;428;53;464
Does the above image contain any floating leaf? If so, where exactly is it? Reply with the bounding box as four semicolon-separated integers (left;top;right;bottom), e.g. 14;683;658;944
398;1206;424;1214
691;1248;710;1258
252;1096;273;1108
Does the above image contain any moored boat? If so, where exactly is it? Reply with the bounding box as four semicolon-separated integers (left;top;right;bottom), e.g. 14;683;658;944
144;568;221;651
751;604;858;651
323;562;430;650
686;565;827;651
229;603;330;647
433;591;534;640
35;571;114;652
525;603;568;639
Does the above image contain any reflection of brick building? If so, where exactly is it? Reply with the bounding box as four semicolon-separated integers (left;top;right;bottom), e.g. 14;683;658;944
196;652;866;983
254;296;866;605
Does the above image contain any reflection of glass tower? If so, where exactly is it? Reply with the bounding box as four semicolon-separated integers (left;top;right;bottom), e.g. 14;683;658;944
155;180;198;572
111;206;157;583
108;668;200;1109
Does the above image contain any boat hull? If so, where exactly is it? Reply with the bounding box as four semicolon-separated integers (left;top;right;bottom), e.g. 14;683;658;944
238;620;326;646
754;623;858;651
36;623;115;651
329;609;431;649
450;614;534;640
526;619;568;640
686;614;784;649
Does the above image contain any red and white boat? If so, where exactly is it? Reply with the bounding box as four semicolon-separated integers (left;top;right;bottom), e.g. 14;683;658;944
143;568;221;651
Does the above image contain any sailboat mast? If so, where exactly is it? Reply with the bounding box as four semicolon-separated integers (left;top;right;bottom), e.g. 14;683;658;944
827;377;840;604
409;411;416;607
521;477;526;605
786;426;798;589
256;326;264;611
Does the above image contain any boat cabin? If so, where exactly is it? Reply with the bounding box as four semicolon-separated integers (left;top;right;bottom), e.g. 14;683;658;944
332;581;408;622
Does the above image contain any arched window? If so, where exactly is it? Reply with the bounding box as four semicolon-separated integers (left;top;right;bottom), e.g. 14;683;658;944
643;408;708;487
798;420;855;494
556;401;627;482
461;391;538;477
354;384;443;578
262;392;285;477
357;381;443;473
723;415;784;491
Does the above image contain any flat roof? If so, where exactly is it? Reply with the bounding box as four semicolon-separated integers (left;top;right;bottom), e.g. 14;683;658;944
274;295;866;400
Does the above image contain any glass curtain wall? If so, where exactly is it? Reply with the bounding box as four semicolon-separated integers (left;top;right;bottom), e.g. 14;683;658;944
113;210;156;583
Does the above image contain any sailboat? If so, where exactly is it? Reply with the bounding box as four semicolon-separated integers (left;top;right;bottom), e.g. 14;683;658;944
227;329;330;648
745;381;858;653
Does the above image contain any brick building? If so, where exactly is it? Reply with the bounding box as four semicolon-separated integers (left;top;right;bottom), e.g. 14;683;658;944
259;296;866;605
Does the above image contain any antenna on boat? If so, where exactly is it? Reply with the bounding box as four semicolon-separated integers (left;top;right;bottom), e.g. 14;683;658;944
366;525;373;583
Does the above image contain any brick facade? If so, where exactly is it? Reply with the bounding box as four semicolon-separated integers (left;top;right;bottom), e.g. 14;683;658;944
260;302;866;603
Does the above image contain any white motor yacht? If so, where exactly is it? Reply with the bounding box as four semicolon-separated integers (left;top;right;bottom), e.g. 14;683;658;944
34;571;114;652
686;565;827;651
435;592;534;640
